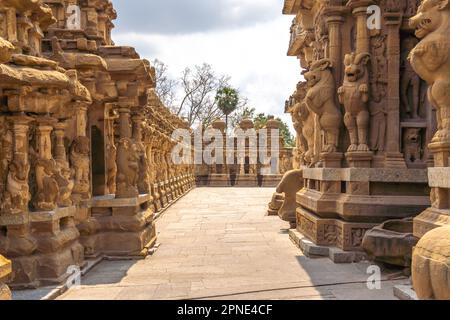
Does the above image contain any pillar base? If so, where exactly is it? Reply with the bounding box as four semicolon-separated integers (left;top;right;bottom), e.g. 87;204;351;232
0;206;84;289
80;194;156;258
289;229;368;263
346;151;373;168
297;208;378;251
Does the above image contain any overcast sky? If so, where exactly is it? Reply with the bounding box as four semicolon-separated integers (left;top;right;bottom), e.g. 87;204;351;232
110;0;300;126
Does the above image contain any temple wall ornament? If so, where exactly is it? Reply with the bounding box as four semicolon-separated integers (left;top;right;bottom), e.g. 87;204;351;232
304;58;342;153
282;0;434;259
338;52;371;153
407;0;450;300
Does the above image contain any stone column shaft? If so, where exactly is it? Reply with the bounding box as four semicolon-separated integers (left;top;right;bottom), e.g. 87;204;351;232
385;13;402;156
326;15;345;85
54;122;68;163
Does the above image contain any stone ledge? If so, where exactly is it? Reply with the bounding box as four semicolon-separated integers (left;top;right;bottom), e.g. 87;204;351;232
289;229;368;263
428;167;450;188
91;194;152;208
303;168;428;183
0;206;77;226
394;284;418;300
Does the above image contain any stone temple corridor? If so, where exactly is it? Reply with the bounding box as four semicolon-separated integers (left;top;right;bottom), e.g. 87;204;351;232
44;188;409;300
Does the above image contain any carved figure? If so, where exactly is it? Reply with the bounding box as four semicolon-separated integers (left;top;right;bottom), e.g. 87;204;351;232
116;138;139;197
70;136;90;197
34;158;59;211
4;156;30;213
276;169;304;227
137;143;150;194
401;37;421;119
304;59;342;153
106;142;117;195
338;52;371;152
55;163;74;207
409;0;450;143
403;128;423;163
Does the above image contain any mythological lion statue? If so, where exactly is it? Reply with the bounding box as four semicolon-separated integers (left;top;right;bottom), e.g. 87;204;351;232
409;0;450;300
276;169;304;228
409;0;450;143
70;136;90;197
116;138;139;197
304;59;342;153
338;52;371;152
4;156;30;213
34;158;59;211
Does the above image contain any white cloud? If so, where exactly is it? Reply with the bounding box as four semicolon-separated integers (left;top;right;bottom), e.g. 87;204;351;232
112;15;301;125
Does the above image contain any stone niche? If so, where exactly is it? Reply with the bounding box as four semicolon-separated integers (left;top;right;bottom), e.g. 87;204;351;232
283;0;433;254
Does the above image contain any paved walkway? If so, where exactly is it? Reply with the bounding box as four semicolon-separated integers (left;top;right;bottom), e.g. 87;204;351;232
58;188;407;300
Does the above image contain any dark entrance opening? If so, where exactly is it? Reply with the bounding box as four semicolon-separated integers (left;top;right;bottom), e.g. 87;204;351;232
91;125;106;196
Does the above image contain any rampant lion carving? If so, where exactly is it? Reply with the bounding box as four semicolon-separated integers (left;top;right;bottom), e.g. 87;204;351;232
338;52;371;153
409;0;450;143
304;59;342;153
116;138;139;198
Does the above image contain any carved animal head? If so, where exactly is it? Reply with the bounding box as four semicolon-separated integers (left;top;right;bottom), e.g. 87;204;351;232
344;52;371;82
404;128;422;144
71;136;90;155
410;0;450;38
304;59;333;88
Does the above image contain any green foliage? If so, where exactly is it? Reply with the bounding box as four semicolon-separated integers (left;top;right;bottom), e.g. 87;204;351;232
215;87;240;116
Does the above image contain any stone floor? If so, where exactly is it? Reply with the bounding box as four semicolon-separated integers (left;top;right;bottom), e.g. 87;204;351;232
55;188;408;300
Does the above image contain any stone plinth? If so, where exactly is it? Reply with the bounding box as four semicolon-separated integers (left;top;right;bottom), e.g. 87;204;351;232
0;207;84;288
260;174;283;187
235;174;258;187
207;174;231;187
79;194;156;258
414;167;450;238
296;167;430;252
0;255;11;300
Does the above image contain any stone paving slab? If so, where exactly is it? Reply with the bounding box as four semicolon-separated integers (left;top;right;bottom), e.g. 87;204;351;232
56;188;407;300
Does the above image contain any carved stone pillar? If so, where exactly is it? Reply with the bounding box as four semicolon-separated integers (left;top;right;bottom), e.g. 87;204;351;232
36;121;54;161
118;107;132;139
75;103;88;138
325;13;345;85
54;122;68;164
351;1;372;54
384;12;406;167
132;113;150;195
4;115;33;214
34;120;58;211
